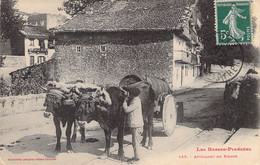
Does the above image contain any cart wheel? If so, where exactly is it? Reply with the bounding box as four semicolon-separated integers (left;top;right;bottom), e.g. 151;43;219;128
162;95;177;136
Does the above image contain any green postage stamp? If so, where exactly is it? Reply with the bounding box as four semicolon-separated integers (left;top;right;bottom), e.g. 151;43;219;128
215;0;252;45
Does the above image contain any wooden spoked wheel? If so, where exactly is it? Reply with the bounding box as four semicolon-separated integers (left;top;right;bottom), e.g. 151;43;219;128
162;95;177;136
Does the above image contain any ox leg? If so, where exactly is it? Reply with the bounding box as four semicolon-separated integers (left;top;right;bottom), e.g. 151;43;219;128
117;126;125;161
141;123;148;147
99;129;111;160
71;121;77;143
66;120;74;153
147;114;154;150
54;116;61;152
80;125;86;143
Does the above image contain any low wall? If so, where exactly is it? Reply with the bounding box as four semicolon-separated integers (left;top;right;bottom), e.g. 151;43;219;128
2;55;26;68
0;94;46;117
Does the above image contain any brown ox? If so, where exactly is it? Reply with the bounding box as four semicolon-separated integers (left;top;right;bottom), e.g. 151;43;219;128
44;89;78;153
76;86;127;160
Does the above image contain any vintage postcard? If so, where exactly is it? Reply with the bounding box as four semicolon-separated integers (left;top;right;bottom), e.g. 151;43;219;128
0;0;259;165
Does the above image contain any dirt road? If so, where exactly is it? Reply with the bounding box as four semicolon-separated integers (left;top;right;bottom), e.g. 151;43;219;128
0;83;259;165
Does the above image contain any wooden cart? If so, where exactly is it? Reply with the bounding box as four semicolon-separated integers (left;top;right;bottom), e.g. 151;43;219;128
119;74;177;136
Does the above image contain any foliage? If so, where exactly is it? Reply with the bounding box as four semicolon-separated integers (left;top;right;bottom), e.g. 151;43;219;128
1;0;23;40
0;75;10;97
59;0;104;17
197;0;259;72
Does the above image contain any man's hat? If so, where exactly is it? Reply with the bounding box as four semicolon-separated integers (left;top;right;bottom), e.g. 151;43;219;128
122;87;140;97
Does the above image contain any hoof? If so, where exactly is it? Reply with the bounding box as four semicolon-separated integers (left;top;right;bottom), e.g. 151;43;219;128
67;150;74;153
54;149;61;153
80;139;85;143
141;141;146;147
141;143;146;148
117;155;125;162
148;146;153;150
99;153;109;160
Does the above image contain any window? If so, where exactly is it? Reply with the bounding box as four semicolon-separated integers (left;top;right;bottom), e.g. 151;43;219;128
38;56;46;64
48;39;55;48
41;21;45;26
39;40;45;49
29;39;34;46
76;46;81;53
100;45;106;52
185;66;188;76
30;56;34;66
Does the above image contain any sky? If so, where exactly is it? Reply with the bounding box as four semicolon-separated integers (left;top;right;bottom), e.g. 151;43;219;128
15;0;68;16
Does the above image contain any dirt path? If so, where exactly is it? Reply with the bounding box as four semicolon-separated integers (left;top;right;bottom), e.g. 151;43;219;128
0;83;259;165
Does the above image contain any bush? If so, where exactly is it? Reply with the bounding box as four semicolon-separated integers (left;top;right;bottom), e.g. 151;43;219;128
0;75;10;97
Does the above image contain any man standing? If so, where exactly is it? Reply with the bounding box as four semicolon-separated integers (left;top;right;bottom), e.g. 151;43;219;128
122;87;143;163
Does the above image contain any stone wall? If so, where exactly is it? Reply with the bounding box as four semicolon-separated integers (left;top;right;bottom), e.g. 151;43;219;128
2;55;26;68
55;31;173;86
0;94;46;117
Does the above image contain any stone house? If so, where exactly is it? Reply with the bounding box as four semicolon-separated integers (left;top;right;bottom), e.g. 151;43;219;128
54;0;202;88
19;25;56;66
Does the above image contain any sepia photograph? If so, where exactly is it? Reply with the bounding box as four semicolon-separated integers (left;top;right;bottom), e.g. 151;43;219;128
0;0;259;164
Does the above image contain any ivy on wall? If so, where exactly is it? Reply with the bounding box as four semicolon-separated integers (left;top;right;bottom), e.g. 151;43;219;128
9;59;56;95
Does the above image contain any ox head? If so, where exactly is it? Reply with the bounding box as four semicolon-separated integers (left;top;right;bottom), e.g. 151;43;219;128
106;86;127;114
75;86;127;123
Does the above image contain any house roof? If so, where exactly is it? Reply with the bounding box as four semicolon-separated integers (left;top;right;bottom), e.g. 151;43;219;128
20;25;51;39
56;0;196;33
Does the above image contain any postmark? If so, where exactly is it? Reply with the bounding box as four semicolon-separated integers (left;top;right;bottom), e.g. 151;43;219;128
203;59;243;83
202;32;244;83
215;0;252;45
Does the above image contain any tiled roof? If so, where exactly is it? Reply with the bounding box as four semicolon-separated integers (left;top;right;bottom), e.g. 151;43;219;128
57;0;196;32
20;25;50;39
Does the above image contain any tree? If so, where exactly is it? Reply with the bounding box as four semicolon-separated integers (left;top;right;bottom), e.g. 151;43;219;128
1;0;23;39
59;0;104;17
197;0;259;75
1;0;23;54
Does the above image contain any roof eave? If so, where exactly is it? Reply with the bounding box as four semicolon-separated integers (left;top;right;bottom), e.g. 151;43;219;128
55;27;183;34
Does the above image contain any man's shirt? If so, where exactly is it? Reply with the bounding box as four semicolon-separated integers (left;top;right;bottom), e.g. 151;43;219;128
123;97;144;128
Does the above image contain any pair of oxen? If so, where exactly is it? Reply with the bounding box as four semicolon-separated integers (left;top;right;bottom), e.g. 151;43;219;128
43;81;155;160
223;69;259;130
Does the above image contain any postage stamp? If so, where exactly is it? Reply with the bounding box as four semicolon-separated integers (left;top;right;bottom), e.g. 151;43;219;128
215;0;252;45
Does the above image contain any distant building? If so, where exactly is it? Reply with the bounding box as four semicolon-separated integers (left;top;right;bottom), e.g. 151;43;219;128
19;25;56;66
1;12;67;59
27;13;68;30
